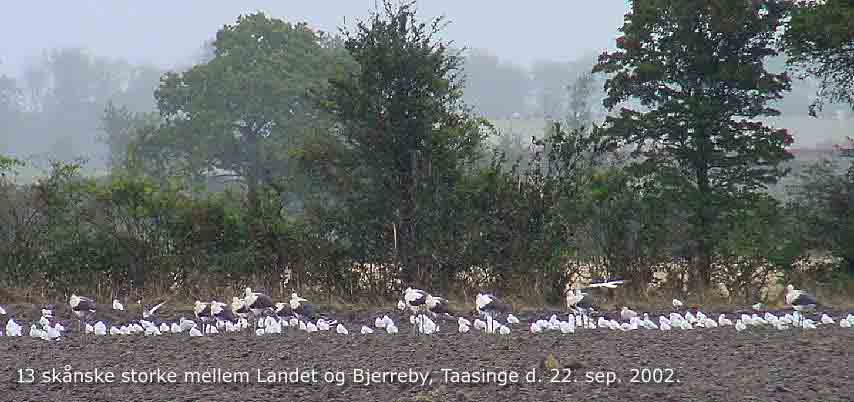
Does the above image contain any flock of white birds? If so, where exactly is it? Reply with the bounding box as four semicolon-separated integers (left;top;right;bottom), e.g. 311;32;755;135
0;282;852;341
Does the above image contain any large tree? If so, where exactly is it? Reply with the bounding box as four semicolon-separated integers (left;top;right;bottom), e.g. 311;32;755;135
153;12;347;214
593;0;794;296
324;0;488;284
783;0;854;115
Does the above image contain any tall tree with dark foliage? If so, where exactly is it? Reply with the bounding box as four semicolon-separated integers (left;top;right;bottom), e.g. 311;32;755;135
324;0;487;285
593;0;795;296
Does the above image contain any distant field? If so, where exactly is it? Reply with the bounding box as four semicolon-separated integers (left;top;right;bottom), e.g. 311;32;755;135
489;115;851;149
4;115;848;186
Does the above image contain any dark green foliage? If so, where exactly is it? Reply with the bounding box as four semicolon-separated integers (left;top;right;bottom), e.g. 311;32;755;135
152;12;350;215
453;122;610;301
783;0;854;115
323;0;489;285
593;0;795;294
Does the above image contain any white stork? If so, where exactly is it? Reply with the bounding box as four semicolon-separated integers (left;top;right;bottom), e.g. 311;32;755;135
231;297;248;315
210;301;236;326
244;287;274;326
399;287;428;334
425;294;453;317
290;293;330;328
231;297;249;323
401;287;428;314
69;294;96;334
475;293;511;333
142;301;166;319
785;284;818;327
587;280;625;289
420;294;454;335
193;301;212;333
565;289;596;328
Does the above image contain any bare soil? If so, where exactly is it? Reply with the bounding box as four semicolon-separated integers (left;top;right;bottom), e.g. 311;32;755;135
1;305;852;402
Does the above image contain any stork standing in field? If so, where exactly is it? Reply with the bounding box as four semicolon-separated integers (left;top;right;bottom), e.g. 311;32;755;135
193;301;212;333
69;294;96;334
476;293;511;334
578;280;624;326
401;287;428;314
399;287;428;334
290;293;321;328
425;294;453;318
566;289;596;328
231;297;249;321
244;288;274;327
785;284;818;327
210;301;236;327
422;294;454;334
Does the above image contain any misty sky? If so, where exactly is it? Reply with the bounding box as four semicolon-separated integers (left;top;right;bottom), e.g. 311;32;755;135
0;1;628;74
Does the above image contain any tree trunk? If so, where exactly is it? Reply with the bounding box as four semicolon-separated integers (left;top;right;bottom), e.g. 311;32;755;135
694;137;713;302
695;239;712;301
398;150;418;286
247;137;262;219
128;251;145;293
845;255;854;277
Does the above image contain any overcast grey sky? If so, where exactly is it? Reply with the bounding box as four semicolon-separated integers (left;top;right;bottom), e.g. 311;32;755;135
0;1;628;75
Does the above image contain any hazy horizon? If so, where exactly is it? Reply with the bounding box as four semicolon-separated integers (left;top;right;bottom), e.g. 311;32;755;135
0;1;628;75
